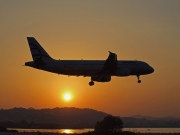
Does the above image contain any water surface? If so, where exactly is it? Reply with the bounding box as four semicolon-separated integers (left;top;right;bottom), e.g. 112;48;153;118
8;128;180;134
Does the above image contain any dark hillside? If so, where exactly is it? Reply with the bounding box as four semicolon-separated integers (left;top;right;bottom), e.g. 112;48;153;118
0;107;108;128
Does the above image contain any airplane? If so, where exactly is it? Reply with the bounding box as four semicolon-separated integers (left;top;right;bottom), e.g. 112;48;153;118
25;37;154;86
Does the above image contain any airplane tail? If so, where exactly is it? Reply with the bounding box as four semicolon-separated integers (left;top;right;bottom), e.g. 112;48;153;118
27;37;54;66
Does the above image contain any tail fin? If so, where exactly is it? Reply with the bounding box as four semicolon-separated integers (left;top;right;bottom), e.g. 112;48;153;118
27;37;53;68
27;37;53;62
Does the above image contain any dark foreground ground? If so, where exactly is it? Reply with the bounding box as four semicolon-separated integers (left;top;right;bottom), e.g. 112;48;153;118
0;132;180;135
80;133;180;135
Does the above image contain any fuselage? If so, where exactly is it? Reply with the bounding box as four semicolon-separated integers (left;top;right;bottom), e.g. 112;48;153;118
25;60;154;77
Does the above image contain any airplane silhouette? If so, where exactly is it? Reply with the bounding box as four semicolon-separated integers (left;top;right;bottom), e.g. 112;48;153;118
25;37;154;86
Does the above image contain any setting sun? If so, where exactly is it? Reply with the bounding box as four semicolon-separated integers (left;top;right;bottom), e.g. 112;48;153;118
64;93;71;101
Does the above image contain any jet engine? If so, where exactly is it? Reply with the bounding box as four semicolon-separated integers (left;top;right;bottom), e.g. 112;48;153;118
91;75;111;82
115;68;131;76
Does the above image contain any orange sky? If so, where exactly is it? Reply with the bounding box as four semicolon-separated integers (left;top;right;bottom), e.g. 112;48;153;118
0;0;180;117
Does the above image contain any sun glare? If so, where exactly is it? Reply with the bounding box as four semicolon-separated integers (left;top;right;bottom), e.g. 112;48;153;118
64;93;71;101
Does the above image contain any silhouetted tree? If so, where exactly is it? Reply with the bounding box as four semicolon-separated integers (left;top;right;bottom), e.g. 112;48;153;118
94;115;123;135
0;126;7;132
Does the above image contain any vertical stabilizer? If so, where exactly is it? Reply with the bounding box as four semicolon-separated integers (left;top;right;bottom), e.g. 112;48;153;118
27;37;53;66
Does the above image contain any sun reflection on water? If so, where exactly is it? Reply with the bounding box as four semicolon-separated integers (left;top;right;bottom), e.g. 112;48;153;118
62;129;74;134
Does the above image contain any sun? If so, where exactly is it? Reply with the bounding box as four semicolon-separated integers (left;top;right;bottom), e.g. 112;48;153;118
64;93;71;101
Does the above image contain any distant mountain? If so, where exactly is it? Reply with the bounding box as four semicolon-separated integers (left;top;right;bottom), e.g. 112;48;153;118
0;107;180;128
122;116;180;128
0;107;108;129
131;115;180;121
130;115;156;120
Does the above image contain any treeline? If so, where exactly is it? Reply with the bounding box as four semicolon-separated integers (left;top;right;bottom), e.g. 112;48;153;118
0;120;85;129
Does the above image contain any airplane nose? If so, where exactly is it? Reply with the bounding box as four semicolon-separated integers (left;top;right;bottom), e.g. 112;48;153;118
150;67;154;73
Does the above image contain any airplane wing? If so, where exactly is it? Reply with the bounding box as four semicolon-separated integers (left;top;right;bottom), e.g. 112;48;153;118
99;51;117;75
90;52;117;83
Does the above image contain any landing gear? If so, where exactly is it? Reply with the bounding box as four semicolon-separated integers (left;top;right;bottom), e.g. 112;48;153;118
137;75;141;83
89;81;94;86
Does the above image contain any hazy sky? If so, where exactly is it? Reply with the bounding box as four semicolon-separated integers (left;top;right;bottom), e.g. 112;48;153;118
0;0;180;117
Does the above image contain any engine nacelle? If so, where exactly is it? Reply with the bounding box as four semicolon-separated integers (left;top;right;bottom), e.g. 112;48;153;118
115;68;131;76
91;75;111;82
